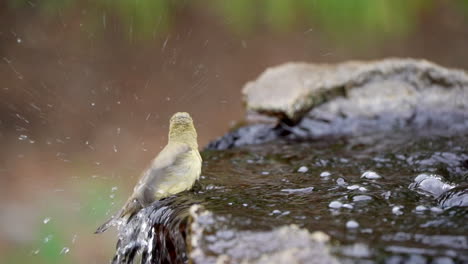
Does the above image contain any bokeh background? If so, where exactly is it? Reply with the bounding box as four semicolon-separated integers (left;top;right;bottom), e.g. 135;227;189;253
1;0;468;263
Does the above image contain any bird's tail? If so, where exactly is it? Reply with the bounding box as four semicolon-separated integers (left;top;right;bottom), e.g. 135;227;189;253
94;198;142;234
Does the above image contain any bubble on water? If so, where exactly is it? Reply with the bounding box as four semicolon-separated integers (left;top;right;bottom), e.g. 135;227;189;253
17;38;22;43
297;166;308;173
281;187;314;194
320;171;331;177
353;195;372;202
91;102;95;106
329;201;343;209
392;206;404;215
361;171;382;179
43;217;51;224
347;185;360;190
60;247;70;255
18;134;28;140
346;220;359;229
415;205;427;212
337;178;347;186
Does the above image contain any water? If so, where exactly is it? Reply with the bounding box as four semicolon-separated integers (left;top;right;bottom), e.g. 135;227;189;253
114;130;468;263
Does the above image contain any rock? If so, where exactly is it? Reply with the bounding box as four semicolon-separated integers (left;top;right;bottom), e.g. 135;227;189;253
189;205;338;264
209;59;468;149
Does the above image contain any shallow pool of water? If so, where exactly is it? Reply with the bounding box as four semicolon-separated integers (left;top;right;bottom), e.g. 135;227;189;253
194;131;468;263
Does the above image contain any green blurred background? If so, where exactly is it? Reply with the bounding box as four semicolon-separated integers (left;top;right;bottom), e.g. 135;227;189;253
1;0;468;263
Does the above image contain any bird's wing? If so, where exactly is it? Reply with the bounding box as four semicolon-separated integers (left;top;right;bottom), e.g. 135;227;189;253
134;143;192;204
95;143;192;234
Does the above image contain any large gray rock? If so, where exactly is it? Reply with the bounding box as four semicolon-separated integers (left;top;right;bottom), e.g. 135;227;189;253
209;59;468;149
243;58;468;122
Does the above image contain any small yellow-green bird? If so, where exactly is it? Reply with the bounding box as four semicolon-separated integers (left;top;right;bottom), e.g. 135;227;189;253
95;112;202;234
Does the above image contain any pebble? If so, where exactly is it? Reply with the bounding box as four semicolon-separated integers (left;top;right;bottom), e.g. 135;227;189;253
342;203;354;209
329;201;343;209
320;171;331;177
297;166;308;173
361;171;382;179
346;220;359;229
347;185;360;190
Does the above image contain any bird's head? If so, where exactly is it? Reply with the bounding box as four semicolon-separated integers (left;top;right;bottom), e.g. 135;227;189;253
168;112;198;146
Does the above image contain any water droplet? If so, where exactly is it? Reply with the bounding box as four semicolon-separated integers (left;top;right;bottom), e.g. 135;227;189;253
297;166;308;173
60;247;70;255
43;235;53;243
43;217;51;224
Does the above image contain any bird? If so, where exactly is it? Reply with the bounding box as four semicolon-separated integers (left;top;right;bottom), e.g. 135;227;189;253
95;112;202;234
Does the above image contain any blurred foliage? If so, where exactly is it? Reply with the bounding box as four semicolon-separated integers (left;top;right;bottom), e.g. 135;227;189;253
5;0;445;42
